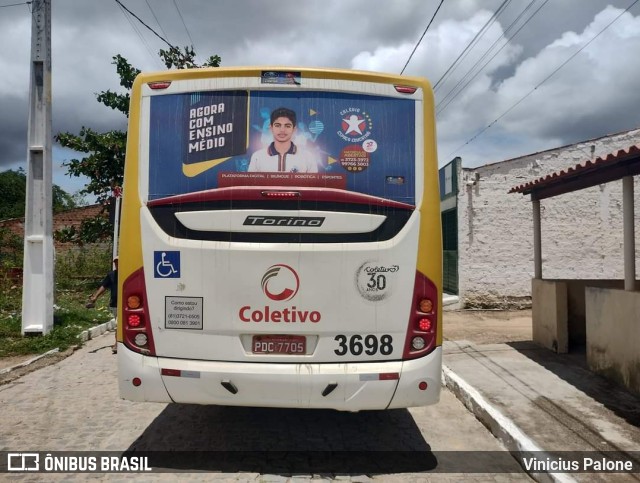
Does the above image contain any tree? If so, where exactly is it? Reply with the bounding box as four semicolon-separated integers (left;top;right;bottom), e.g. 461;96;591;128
0;168;76;220
54;46;221;243
52;185;77;212
0;169;27;220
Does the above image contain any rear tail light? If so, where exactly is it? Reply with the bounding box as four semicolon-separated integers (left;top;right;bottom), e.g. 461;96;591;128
122;267;156;355
411;337;426;350
394;85;418;94
147;81;171;90
127;314;142;327
403;271;438;359
419;298;433;313
418;318;431;331
127;295;141;309
261;190;301;199
134;333;148;346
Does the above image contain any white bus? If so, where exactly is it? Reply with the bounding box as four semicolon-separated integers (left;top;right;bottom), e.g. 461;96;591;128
118;67;442;411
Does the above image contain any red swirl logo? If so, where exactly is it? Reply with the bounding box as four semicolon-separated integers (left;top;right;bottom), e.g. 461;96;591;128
261;264;300;301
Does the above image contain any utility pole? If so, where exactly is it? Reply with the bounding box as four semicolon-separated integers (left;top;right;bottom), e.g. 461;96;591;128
22;0;53;335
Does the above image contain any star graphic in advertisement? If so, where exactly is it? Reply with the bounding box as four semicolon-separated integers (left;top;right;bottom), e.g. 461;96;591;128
342;114;366;135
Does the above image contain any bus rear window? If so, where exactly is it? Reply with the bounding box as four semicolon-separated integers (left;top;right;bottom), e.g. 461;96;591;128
147;90;416;204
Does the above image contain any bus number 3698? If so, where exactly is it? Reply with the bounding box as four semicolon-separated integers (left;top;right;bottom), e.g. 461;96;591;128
334;334;393;356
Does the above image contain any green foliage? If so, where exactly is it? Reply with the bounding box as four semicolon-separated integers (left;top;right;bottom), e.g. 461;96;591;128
55;129;126;205
0;248;114;357
0;273;21;313
55;246;112;288
0;289;114;357
54;214;112;246
159;45;221;69
53;185;77;212
0;169;26;219
55;46;221;243
0;169;76;220
0;227;22;268
95;54;140;116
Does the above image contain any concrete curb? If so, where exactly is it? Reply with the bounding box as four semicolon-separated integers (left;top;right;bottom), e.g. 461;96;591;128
442;294;460;306
1;319;116;376
442;365;576;483
442;293;460;310
0;348;60;375
78;318;116;342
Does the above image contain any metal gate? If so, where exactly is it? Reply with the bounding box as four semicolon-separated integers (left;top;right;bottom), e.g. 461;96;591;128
441;208;458;294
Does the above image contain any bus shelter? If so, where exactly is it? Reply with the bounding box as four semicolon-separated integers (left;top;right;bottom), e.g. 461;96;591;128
509;145;639;396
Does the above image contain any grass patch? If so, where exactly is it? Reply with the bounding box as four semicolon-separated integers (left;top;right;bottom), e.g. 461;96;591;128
0;247;114;358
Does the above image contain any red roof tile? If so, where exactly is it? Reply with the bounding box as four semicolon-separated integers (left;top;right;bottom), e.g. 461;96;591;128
508;145;640;194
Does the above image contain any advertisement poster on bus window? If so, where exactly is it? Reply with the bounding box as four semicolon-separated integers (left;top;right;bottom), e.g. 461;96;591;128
148;90;416;204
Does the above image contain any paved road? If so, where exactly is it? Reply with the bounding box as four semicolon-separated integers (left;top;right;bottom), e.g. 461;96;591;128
0;332;531;482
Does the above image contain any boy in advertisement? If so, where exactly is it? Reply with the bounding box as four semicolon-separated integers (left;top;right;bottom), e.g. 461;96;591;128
248;107;319;173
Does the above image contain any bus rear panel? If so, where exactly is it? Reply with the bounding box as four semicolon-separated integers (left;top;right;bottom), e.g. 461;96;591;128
118;68;442;411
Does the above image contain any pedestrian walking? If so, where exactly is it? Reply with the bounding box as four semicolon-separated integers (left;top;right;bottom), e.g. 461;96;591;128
86;256;118;353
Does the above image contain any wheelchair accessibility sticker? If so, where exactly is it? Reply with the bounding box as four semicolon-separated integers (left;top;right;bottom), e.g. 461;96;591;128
154;251;180;278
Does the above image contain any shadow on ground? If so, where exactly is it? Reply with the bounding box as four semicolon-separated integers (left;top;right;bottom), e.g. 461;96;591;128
508;340;640;428
125;405;439;474
123;404;524;475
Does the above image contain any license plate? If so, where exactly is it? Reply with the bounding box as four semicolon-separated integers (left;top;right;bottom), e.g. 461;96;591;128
252;335;306;354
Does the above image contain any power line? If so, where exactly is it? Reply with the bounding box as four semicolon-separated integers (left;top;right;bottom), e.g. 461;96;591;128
172;0;196;49
116;2;160;64
114;0;175;49
433;0;512;91
0;1;30;8
436;0;542;111
400;0;445;75
437;0;548;116
447;0;640;159
145;0;169;40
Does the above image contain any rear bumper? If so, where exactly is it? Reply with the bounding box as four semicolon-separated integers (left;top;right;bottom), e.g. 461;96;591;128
118;344;441;411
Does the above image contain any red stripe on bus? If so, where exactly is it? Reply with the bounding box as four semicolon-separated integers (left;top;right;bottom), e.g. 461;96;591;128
147;187;416;210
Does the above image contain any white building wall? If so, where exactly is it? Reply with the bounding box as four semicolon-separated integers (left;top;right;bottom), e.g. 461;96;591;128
456;128;640;308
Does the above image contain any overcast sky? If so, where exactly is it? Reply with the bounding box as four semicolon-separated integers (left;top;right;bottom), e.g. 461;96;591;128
1;0;639;198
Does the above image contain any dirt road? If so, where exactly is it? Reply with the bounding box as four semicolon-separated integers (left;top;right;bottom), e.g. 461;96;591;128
443;309;532;344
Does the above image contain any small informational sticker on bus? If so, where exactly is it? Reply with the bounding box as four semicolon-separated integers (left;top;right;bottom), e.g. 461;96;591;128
165;296;203;329
355;261;400;302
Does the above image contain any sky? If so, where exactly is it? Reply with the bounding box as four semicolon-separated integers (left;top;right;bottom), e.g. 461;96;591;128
1;0;639;200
